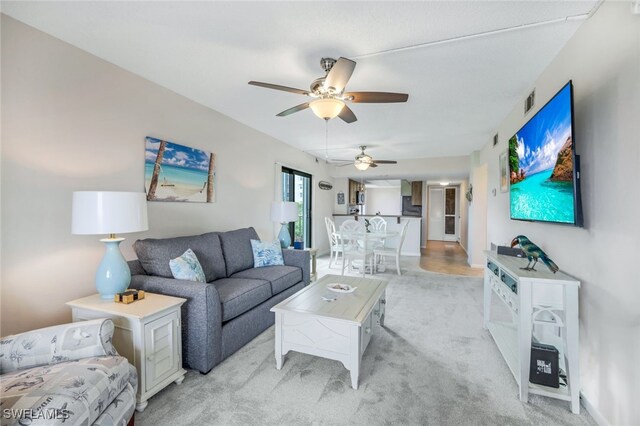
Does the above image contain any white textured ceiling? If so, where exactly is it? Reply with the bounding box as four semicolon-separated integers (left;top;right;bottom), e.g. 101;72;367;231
2;1;598;161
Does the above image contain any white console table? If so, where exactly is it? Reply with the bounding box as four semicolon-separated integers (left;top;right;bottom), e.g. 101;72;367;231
483;250;580;414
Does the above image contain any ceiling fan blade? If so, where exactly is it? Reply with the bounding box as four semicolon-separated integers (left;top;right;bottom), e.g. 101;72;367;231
276;103;310;117
324;57;356;93
344;92;408;103
338;105;357;124
372;160;398;164
249;81;309;96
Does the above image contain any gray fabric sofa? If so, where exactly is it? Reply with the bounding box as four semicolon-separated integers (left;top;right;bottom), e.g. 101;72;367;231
128;227;310;374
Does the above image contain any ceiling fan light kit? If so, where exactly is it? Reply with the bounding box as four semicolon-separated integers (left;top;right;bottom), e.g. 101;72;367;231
354;160;371;171
331;145;395;171
310;98;345;120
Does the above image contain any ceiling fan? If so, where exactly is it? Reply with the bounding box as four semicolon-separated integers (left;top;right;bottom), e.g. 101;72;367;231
248;57;408;123
330;146;398;171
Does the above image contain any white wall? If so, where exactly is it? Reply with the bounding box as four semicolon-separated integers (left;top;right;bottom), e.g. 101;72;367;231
0;16;334;335
459;179;469;253
477;3;639;424
332;177;349;215
329;155;470;180
467;154;488;268
364;187;402;216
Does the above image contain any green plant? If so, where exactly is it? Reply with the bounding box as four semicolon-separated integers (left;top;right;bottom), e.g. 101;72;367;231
508;135;520;173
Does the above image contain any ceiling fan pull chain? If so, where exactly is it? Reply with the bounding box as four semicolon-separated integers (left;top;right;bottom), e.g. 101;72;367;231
325;118;329;162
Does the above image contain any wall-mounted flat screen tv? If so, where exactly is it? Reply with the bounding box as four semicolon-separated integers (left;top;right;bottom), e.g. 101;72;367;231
509;81;583;226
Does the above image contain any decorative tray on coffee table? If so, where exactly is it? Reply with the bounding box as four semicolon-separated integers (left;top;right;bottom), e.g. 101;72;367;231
326;283;357;293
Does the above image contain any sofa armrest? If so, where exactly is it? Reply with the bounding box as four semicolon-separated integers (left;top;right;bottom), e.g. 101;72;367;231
0;319;117;374
130;275;222;373
283;249;310;285
128;259;146;276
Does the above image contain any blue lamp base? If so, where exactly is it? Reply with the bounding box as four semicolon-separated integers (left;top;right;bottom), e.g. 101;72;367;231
96;238;131;299
277;223;292;249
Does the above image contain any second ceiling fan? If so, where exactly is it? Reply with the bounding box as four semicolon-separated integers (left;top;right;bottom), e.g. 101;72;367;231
331;146;397;171
249;57;408;123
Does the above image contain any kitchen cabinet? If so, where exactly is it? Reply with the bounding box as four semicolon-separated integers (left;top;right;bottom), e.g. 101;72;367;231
411;181;423;206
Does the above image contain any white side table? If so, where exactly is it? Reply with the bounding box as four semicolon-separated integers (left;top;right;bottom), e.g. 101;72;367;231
67;293;187;412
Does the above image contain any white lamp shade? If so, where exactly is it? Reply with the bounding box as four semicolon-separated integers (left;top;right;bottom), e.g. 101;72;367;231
271;201;298;223
354;160;371;171
309;98;345;120
72;191;149;235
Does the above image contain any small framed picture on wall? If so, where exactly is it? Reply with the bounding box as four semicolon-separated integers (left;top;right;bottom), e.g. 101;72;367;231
499;151;509;193
337;191;345;205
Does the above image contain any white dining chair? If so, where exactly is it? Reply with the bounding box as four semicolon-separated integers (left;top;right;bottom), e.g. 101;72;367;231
325;217;343;268
367;216;387;250
338;219;374;277
374;221;409;276
368;216;387;232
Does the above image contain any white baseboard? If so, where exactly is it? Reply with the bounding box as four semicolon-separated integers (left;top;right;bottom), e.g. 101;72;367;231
403;252;421;257
470;263;484;269
580;392;609;426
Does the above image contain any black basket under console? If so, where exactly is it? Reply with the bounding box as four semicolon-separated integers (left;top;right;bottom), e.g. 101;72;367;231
530;343;560;388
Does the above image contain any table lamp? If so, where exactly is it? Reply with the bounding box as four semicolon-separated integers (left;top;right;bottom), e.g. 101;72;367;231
271;201;298;248
72;191;148;299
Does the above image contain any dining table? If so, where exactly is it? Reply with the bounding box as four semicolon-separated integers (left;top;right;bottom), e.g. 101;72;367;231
333;230;399;276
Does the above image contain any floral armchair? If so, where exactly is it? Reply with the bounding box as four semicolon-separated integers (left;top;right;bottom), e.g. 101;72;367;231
0;319;136;425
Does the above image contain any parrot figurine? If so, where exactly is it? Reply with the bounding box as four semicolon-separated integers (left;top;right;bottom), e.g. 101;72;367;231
510;235;559;273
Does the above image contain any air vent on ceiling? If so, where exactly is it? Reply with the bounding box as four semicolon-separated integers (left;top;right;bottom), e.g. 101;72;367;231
525;89;535;115
493;133;499;147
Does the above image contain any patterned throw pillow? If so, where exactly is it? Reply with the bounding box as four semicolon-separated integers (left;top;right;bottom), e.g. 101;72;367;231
250;239;285;268
169;249;206;282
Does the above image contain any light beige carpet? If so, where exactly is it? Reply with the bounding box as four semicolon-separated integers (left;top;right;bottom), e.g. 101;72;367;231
137;257;594;425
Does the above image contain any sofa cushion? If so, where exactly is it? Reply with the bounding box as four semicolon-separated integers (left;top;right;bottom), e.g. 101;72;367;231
94;382;136;426
134;232;226;281
1;356;131;425
213;278;271;322
219;227;260;276
232;266;302;295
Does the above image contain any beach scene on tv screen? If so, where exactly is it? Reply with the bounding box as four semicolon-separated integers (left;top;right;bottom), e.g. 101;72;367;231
509;84;575;224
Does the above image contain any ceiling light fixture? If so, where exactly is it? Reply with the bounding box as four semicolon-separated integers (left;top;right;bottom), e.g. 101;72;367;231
440;181;450;186
355;154;373;171
309;98;345;120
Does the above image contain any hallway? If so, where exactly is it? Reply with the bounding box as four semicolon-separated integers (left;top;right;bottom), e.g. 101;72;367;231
420;241;483;277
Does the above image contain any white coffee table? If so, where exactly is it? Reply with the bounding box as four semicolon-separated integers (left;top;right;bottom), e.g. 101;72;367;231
270;274;387;389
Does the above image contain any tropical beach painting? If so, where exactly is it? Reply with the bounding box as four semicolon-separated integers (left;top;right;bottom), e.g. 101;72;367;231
509;83;575;224
145;137;216;203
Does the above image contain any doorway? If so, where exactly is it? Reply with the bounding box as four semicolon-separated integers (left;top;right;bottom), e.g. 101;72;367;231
428;186;459;242
281;167;312;248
